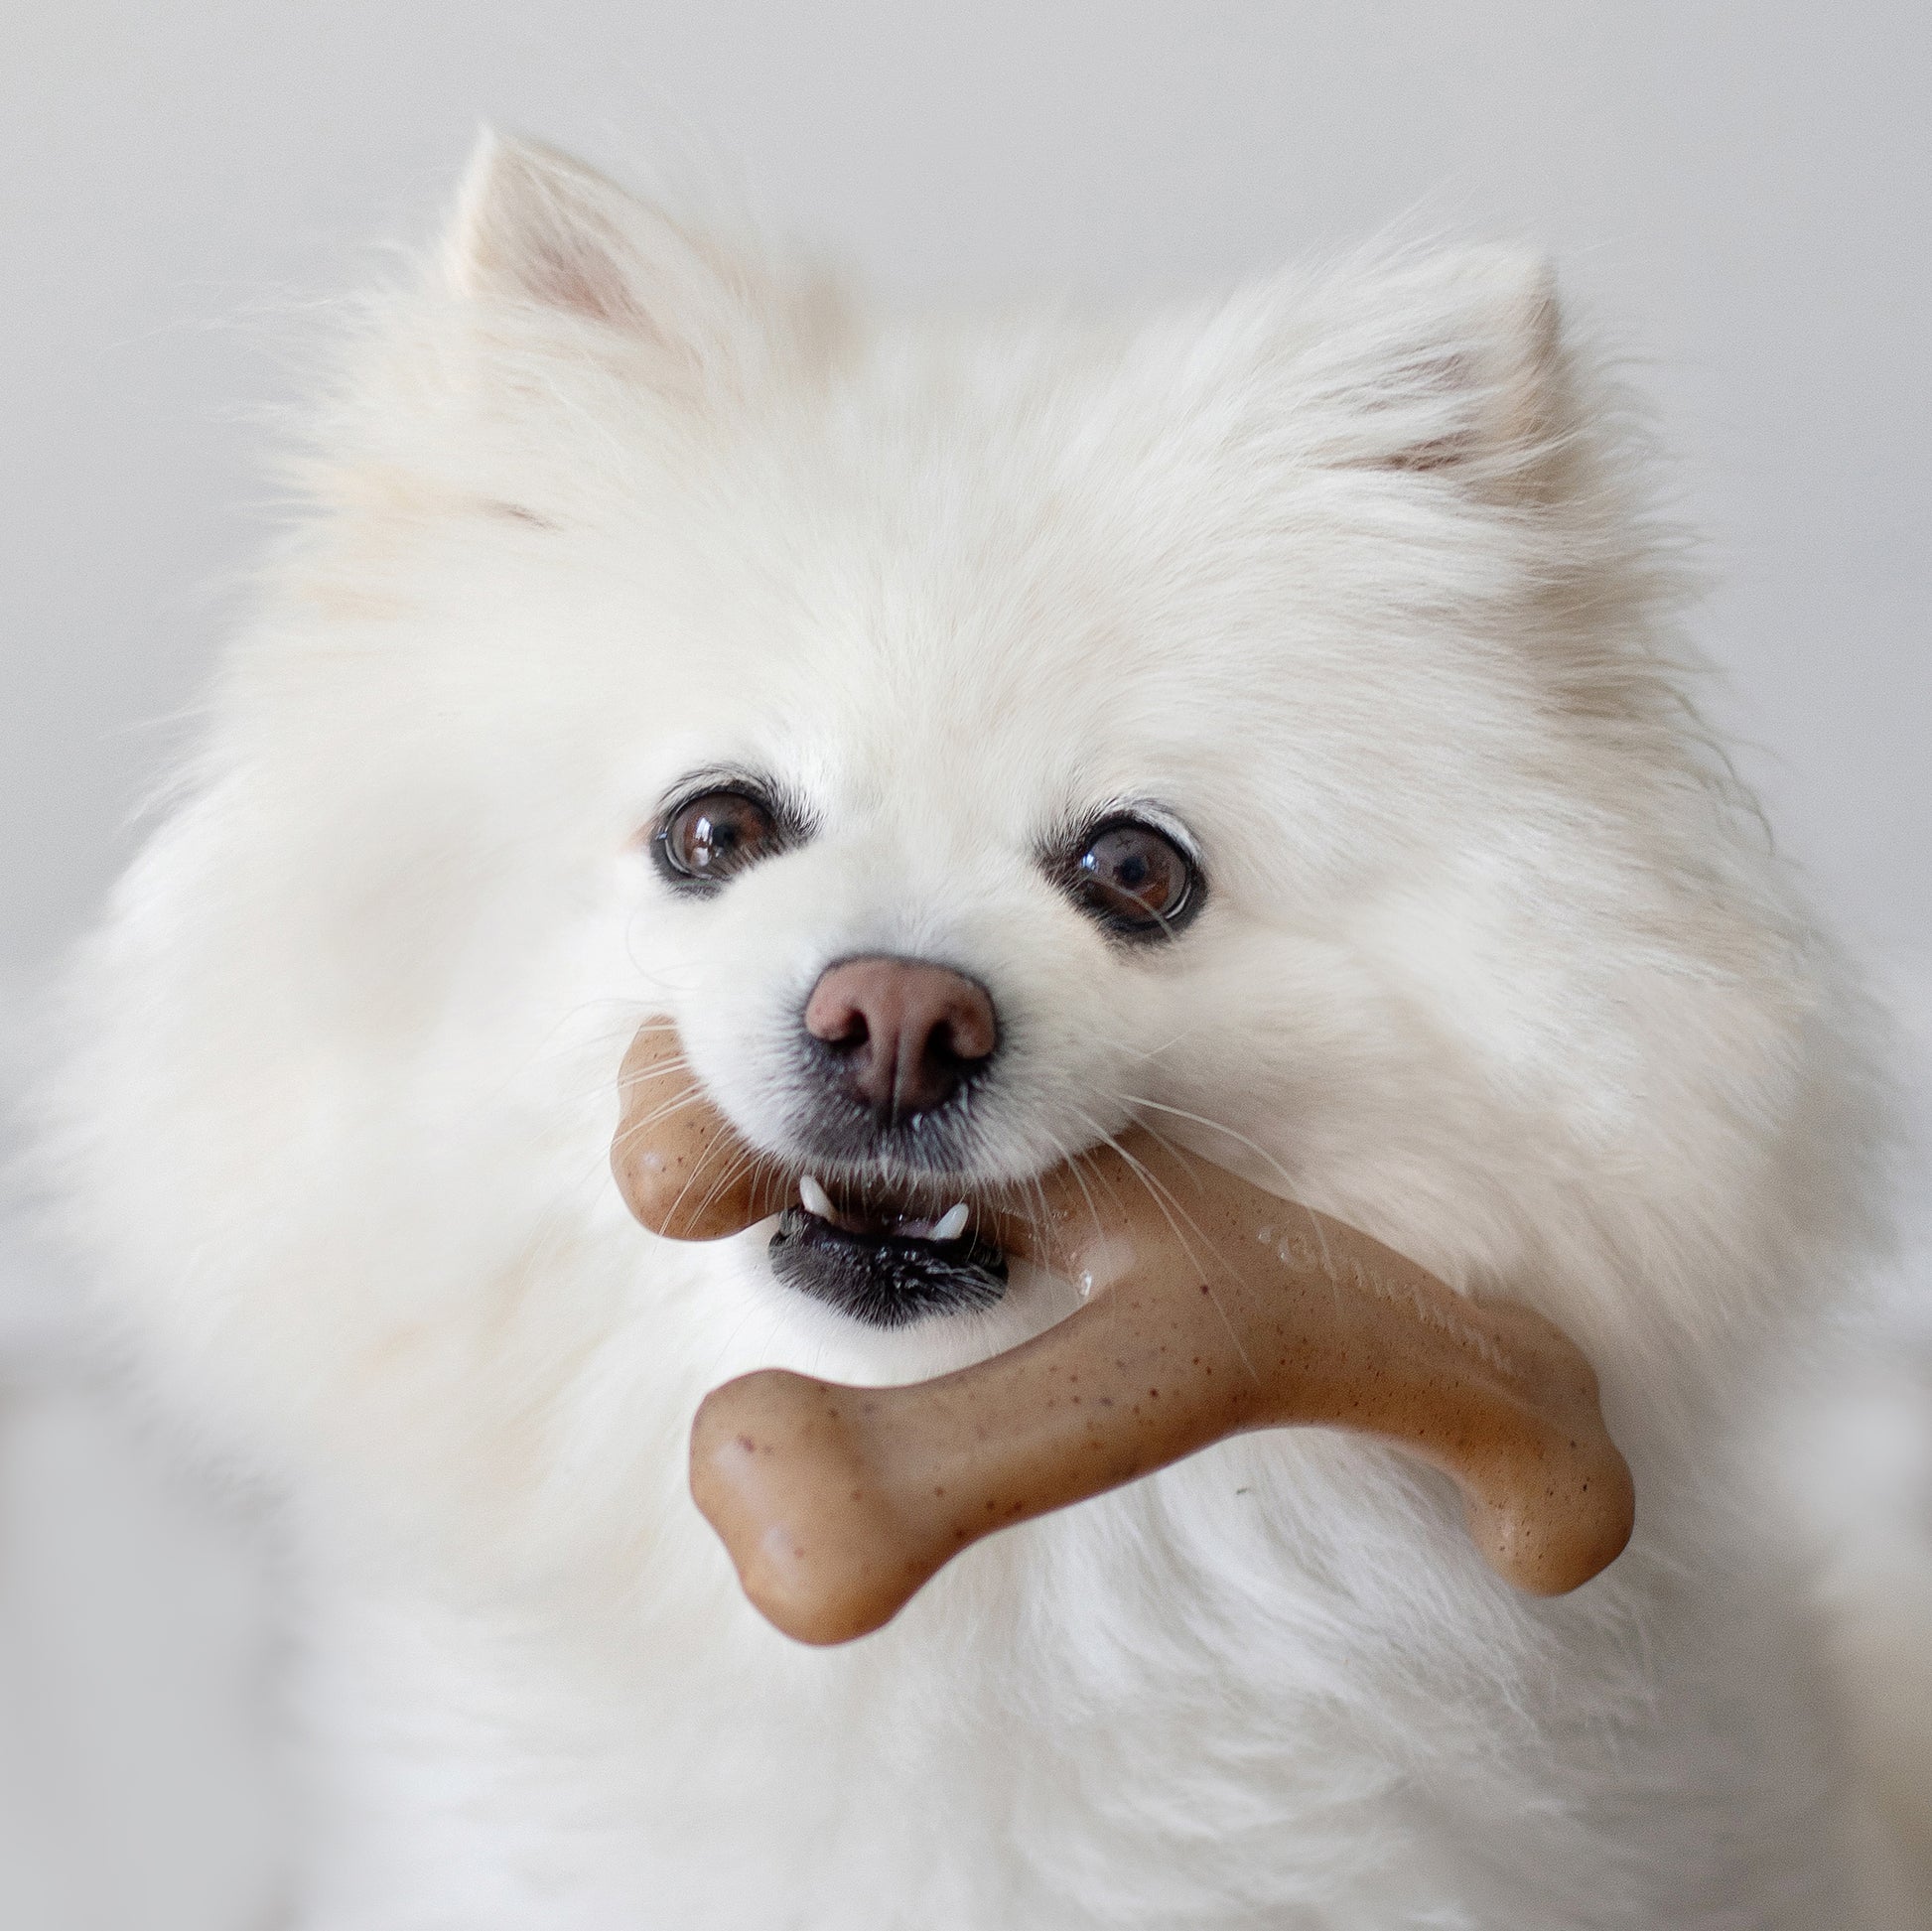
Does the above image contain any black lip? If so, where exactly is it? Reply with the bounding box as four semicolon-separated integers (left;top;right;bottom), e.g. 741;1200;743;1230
787;1078;988;1176
767;1207;1007;1328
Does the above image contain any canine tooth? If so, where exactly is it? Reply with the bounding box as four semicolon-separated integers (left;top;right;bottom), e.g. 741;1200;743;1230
930;1202;970;1243
800;1174;836;1221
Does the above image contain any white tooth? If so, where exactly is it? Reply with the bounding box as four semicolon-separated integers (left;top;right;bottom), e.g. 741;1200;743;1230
930;1202;970;1243
800;1174;836;1221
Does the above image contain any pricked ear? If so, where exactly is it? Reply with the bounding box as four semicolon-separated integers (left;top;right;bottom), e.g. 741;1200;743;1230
445;132;645;323
1306;248;1572;494
440;130;774;374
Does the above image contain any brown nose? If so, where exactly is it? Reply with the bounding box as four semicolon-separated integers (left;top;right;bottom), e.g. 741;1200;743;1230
803;956;999;1124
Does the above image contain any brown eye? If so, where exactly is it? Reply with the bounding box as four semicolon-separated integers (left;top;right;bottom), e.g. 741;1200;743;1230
653;789;782;889
1066;818;1199;938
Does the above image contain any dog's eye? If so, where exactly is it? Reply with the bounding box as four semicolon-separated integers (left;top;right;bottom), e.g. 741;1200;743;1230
1065;819;1199;938
653;790;782;889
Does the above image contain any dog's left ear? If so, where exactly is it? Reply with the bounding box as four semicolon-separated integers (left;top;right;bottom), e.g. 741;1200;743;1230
439;130;826;388
1297;248;1573;499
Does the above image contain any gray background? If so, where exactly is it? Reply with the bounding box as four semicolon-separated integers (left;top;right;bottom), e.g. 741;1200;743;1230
1;5;1926;1926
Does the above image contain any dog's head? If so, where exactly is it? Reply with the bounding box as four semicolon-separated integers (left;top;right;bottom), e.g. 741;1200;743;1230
63;138;1874;1590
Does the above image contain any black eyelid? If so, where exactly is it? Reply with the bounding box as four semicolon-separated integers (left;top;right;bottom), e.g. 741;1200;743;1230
1067;804;1205;874
658;769;783;826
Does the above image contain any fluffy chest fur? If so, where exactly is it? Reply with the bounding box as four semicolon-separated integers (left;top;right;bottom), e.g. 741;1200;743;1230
43;134;1887;1927
291;1448;1853;1929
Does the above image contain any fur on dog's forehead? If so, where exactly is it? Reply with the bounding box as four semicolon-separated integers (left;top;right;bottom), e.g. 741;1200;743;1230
523;340;1527;864
662;503;1262;852
286;137;1677;920
595;457;1526;921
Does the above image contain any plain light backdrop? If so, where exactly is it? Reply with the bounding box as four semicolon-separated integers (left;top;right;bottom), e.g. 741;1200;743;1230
0;6;1926;1927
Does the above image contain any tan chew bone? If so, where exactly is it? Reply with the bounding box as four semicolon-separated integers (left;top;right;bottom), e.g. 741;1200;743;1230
612;1023;1636;1645
613;1023;795;1240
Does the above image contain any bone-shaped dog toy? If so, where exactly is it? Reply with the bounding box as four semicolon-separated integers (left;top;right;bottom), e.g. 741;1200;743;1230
613;1023;1635;1645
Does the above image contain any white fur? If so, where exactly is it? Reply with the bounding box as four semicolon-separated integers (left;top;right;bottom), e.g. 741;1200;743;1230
39;133;1909;1925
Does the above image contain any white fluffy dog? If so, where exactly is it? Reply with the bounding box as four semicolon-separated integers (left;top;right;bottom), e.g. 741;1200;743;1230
44;135;1913;1925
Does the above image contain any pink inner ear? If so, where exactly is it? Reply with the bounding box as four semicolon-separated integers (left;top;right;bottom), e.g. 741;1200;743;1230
522;234;641;329
1359;348;1478;471
447;135;654;330
1320;261;1565;486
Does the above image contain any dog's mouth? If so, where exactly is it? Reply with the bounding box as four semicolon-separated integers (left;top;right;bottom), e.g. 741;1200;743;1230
766;1174;1008;1327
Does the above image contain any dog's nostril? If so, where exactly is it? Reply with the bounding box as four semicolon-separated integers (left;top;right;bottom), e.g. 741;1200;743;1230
803;956;998;1123
814;1008;870;1055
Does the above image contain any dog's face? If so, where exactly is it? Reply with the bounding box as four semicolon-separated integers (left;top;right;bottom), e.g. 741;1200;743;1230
625;473;1297;1329
566;254;1551;1334
90;137;1847;1557
266;140;1814;1352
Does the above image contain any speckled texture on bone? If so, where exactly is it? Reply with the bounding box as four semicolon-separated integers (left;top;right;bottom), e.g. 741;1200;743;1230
612;1022;794;1240
612;1022;1636;1645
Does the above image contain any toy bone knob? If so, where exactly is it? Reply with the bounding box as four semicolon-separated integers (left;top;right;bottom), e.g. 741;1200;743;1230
612;1023;1636;1645
612;1023;795;1240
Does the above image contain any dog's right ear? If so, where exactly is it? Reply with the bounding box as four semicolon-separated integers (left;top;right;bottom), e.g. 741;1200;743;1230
440;130;795;384
1290;248;1576;502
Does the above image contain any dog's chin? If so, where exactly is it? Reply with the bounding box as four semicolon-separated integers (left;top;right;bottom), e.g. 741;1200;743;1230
767;1205;1008;1328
